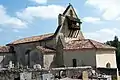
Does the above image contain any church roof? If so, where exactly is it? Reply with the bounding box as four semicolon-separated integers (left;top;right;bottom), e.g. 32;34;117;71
7;33;54;45
36;46;56;53
64;39;116;50
0;46;10;53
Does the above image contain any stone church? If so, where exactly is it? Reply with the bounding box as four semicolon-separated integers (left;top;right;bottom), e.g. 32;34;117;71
0;4;118;75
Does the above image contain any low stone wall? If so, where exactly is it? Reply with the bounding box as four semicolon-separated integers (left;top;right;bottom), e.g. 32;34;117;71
0;67;112;80
0;72;19;80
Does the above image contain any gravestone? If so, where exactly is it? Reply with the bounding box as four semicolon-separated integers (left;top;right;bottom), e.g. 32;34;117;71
20;72;32;80
82;71;88;80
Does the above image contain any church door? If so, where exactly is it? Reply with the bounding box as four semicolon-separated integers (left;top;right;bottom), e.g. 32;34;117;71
73;59;77;67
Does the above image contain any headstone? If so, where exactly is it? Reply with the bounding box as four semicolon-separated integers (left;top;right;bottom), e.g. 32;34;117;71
17;62;20;68
33;64;41;69
9;61;13;68
104;75;112;80
20;72;32;80
82;71;88;80
42;73;54;80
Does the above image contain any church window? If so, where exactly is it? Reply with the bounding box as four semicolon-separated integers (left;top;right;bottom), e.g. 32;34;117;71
106;62;111;68
72;59;77;67
70;10;73;17
76;22;79;26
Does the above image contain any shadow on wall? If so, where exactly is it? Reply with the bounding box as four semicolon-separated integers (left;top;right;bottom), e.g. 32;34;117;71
50;55;59;68
29;49;43;68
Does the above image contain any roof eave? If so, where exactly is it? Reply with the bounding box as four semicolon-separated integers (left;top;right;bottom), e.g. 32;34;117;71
63;48;116;51
7;35;55;46
43;51;56;54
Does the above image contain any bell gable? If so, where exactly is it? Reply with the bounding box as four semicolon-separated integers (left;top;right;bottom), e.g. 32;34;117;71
55;4;84;41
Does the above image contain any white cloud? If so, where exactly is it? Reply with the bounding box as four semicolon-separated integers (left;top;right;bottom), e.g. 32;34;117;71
0;5;27;29
30;0;47;4
86;0;120;20
84;28;120;42
13;29;19;32
82;17;101;24
16;5;65;21
116;17;120;20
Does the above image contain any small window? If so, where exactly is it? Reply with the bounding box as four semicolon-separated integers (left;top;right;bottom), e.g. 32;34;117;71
106;62;111;68
76;22;79;26
70;10;73;17
72;59;77;67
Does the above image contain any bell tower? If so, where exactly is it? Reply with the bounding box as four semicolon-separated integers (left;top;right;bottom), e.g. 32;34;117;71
55;4;84;41
66;9;81;38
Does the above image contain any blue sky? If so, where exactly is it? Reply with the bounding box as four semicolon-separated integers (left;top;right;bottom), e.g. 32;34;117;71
0;0;120;45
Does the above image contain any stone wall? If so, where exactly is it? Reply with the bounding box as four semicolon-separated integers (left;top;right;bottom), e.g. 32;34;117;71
0;53;14;68
96;50;117;68
12;40;56;68
63;49;96;67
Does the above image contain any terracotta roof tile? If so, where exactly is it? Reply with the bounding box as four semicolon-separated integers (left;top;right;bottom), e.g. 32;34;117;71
0;46;10;53
8;33;54;45
64;39;115;50
36;46;56;53
89;39;115;49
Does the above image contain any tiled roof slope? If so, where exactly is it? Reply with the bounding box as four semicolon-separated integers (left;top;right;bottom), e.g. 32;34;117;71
36;46;56;53
0;46;10;53
64;39;115;50
89;39;115;49
8;33;54;45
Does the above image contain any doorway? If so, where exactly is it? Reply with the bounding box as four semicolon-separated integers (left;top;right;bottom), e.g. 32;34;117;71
72;59;77;67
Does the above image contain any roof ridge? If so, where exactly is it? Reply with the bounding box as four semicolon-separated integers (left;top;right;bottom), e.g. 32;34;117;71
89;39;114;47
88;39;97;49
88;39;116;49
7;33;54;45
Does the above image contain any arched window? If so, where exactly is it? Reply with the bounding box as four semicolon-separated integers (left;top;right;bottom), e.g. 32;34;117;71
70;10;73;17
106;62;111;68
